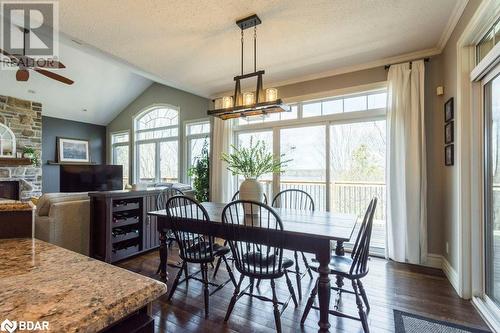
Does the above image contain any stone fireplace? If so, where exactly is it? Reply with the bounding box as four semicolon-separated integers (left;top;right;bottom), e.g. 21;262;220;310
0;96;42;200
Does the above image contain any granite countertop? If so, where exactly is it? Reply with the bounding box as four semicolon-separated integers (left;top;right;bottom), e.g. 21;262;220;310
0;239;167;332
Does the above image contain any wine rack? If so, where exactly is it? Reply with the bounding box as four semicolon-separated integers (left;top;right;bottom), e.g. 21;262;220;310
89;189;163;264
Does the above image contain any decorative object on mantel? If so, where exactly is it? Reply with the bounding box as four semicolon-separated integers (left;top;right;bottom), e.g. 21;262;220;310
0;122;16;157
56;137;91;164
207;14;290;120
221;139;291;214
22;147;40;167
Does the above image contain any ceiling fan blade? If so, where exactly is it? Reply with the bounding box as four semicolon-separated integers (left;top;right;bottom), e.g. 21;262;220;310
33;68;74;85
0;48;20;64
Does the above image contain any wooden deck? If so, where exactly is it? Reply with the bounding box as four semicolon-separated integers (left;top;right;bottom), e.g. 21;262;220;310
117;248;490;333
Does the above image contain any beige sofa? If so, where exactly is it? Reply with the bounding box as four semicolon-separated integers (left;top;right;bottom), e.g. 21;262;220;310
35;193;90;256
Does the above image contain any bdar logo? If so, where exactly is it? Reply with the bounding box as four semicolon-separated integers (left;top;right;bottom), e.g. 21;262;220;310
0;319;17;333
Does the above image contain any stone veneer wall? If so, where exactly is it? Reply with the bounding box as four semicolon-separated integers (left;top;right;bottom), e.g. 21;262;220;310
0;95;42;200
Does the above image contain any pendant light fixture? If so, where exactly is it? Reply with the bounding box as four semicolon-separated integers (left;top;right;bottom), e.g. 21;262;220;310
208;14;290;120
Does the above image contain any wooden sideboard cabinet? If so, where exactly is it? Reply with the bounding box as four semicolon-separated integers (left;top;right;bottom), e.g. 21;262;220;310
88;189;162;263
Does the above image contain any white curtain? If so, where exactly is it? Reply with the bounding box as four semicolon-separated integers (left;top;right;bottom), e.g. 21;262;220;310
210;117;233;203
386;60;427;264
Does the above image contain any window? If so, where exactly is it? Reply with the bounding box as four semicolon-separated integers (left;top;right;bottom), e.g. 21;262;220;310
232;86;387;253
134;106;179;183
0;123;15;157
476;17;500;64
302;90;386;118
186;120;211;184
111;132;129;187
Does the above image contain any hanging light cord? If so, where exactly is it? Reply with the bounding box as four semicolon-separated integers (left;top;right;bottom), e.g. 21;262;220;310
253;25;257;72
241;29;244;75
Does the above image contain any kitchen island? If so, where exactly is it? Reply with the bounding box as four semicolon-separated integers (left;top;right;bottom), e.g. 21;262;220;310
0;238;167;332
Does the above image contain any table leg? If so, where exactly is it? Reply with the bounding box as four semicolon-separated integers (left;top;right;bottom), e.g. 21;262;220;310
159;231;168;280
316;252;331;332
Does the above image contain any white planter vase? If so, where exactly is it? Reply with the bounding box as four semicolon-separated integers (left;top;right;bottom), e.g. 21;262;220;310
239;178;263;215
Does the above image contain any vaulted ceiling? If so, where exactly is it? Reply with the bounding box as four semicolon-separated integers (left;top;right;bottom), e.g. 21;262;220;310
57;0;467;97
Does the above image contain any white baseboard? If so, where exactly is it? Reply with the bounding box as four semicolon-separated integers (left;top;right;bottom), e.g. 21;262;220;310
442;256;460;295
424;253;443;269
422;253;460;296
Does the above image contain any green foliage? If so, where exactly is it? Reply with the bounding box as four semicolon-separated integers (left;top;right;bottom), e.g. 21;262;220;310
344;144;383;181
22;147;40;167
221;139;291;179
187;139;210;202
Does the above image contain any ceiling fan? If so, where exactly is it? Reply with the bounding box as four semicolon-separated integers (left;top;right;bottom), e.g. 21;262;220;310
0;28;74;85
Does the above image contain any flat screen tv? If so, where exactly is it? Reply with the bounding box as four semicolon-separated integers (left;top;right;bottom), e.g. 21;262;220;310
60;165;123;192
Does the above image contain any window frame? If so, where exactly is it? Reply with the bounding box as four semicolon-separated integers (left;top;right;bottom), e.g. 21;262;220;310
110;130;130;186
184;118;211;184
133;104;180;184
232;84;388;255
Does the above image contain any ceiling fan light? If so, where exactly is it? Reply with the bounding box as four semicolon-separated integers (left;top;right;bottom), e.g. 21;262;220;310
16;69;29;81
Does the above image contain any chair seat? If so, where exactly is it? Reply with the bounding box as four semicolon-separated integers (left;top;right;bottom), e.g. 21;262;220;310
183;241;230;261
241;251;294;272
310;255;356;277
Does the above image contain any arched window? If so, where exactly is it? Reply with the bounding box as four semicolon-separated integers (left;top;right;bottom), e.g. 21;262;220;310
0;123;16;157
134;105;179;183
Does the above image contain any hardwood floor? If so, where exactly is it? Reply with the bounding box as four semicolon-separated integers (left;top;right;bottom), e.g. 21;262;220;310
117;249;490;333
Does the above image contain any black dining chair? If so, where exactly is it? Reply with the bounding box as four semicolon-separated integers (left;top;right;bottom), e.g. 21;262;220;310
231;190;268;204
271;189;315;299
166;195;236;318
212;190;269;279
154;187;185;275
222;200;298;333
300;197;377;333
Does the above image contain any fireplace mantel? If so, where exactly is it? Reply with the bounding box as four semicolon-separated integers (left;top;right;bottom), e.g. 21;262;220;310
0;158;32;166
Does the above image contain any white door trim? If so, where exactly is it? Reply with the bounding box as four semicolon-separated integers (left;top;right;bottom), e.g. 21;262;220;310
455;0;500;300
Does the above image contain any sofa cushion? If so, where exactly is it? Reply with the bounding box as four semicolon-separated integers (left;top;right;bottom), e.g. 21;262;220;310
36;192;89;217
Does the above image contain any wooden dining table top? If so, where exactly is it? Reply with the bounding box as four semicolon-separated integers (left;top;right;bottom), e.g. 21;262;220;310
149;202;358;242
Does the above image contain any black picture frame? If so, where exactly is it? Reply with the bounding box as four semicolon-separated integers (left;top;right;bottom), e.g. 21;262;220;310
444;97;454;122
445;121;454;144
445;144;454;166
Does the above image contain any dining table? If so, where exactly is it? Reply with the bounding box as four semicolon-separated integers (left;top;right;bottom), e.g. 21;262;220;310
148;202;358;333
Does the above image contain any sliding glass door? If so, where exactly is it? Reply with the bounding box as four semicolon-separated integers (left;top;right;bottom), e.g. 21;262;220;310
484;67;500;308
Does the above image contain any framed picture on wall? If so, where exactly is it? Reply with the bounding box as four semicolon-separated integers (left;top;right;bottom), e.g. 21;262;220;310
444;97;454;122
445;144;454;166
445;121;454;144
57;137;90;163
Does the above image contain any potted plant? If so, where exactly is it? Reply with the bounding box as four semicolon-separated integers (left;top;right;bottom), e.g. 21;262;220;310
221;139;291;211
22;147;40;167
187;139;209;202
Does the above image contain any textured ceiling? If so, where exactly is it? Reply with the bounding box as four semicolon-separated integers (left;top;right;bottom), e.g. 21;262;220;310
55;0;464;97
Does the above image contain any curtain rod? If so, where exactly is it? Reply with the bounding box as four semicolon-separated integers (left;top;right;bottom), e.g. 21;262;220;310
384;57;430;70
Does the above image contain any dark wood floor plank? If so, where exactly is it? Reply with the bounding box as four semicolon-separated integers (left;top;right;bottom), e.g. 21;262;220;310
117;249;490;333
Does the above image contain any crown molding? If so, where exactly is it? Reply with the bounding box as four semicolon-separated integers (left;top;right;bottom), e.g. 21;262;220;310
437;0;469;50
